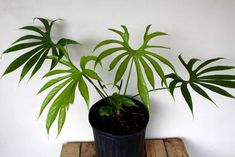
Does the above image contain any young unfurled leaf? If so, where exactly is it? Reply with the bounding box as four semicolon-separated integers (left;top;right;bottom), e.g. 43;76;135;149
99;106;113;116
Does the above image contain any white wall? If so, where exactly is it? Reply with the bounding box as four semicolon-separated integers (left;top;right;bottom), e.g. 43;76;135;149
0;0;235;156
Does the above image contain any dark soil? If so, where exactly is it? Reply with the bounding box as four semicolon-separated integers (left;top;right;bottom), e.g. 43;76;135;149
89;98;149;136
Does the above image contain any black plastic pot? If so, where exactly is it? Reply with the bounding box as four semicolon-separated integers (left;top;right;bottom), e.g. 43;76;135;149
89;97;149;157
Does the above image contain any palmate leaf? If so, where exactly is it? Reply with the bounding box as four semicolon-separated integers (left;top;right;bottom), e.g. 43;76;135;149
94;25;173;109
2;17;79;80
166;55;234;114
38;65;91;135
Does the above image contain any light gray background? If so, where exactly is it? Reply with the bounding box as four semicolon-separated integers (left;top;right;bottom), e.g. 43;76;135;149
0;0;235;157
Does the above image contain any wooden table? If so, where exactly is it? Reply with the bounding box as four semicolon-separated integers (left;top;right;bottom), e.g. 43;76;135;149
60;138;189;157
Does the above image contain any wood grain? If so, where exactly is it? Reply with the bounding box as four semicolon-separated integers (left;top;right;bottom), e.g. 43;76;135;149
164;138;189;157
60;138;189;157
60;143;81;157
80;142;97;157
145;139;167;157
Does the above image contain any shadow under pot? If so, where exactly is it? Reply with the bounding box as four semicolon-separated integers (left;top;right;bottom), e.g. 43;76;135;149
89;97;149;157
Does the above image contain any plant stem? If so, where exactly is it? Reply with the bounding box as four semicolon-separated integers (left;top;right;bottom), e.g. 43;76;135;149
124;58;134;95
131;85;181;98
83;75;106;98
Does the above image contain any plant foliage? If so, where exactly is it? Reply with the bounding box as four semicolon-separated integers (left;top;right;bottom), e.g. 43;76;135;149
166;55;235;114
94;25;176;110
2;17;79;81
2;18;235;136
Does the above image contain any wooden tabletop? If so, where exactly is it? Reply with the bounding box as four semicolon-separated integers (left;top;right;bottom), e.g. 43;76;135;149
60;138;189;157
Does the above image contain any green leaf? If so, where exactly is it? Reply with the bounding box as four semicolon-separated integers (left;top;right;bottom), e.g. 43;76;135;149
114;56;132;84
78;76;90;107
20;26;45;36
57;38;80;46
46;81;76;134
198;82;234;99
198;80;235;88
38;75;71;94
187;58;200;72
146;51;176;72
145;45;170;49
145;32;168;43
169;80;179;96
108;28;124;39
139;57;155;88
2;46;43;76
80;56;98;70
144;55;167;87
109;52;128;71
43;69;71;78
197;66;234;76
56;45;69;59
99;106;113;116
181;82;193;114
121;25;129;42
93;39;123;51
57;106;66;136
12;35;43;45
194;57;224;73
30;49;49;78
97;47;125;61
83;69;101;81
190;83;215;105
38;78;71;117
119;97;137;107
178;54;188;71
144;25;151;40
198;75;235;80
134;58;150;110
20;49;45;81
69;82;77;104
34;17;50;32
3;42;42;54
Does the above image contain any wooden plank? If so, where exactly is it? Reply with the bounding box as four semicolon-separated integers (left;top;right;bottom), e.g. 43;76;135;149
60;142;81;157
145;139;168;157
80;142;97;157
60;138;189;157
164;138;189;157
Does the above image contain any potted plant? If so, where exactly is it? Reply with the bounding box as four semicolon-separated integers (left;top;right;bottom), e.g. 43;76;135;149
1;18;234;157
